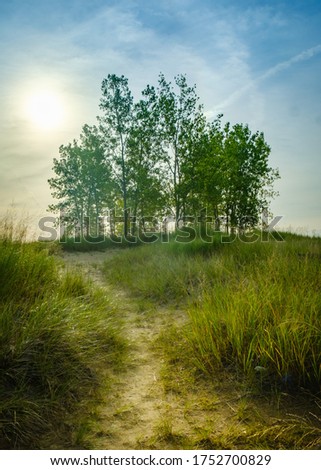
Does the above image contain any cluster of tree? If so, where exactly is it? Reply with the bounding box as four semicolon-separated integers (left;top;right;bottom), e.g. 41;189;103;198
48;73;279;238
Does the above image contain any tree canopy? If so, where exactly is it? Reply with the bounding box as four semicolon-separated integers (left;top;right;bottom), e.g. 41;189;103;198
48;73;279;239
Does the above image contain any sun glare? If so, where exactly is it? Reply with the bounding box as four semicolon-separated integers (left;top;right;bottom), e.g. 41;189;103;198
25;90;64;130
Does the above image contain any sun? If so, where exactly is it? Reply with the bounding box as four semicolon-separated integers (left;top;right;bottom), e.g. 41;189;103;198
25;90;64;130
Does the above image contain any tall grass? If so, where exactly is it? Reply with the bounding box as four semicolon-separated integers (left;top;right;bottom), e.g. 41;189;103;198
0;218;126;449
102;232;321;392
188;239;321;391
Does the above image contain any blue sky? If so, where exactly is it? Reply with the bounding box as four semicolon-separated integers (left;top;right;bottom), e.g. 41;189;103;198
1;0;321;235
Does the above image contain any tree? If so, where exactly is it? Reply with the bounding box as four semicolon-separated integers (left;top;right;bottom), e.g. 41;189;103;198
48;141;86;237
184;116;280;233
186;116;225;229
48;125;114;238
49;73;280;239
78;124;115;236
99;74;133;237
221;122;279;232
143;73;206;227
126;97;168;234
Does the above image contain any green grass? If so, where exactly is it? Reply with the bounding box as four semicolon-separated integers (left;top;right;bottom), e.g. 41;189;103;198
187;238;321;392
102;232;321;393
145;317;321;450
0;221;126;449
60;233;152;252
3;212;320;449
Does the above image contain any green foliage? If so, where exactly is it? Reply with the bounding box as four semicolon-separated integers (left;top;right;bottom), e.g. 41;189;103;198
143;73;207;224
48;124;115;238
49;73;280;238
99;74;134;237
126;96;168;229
0;230;126;449
186;117;279;230
221;122;279;229
102;234;321;393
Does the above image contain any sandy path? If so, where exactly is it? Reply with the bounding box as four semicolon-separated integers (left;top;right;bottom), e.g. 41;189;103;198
60;249;186;449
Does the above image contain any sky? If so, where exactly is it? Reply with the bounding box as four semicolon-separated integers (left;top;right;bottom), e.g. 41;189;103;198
0;0;321;237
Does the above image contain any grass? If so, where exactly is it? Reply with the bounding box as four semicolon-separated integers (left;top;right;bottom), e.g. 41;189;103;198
141;318;321;450
59;232;156;252
151;317;321;449
55;226;321;450
3;213;320;449
102;231;321;394
187;239;321;392
100;233;227;303
79;229;321;449
0;217;126;449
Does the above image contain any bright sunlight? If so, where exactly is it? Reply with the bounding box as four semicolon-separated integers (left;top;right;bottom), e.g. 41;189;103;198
25;90;64;130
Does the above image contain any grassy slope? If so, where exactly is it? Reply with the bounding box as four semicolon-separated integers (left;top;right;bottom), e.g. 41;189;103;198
0;235;126;449
101;231;321;449
3;222;320;449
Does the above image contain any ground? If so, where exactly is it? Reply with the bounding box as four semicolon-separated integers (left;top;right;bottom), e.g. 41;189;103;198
60;250;321;450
